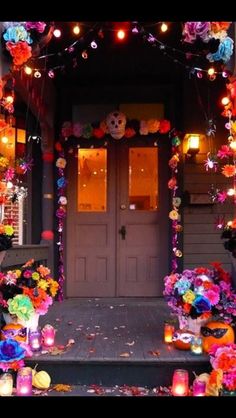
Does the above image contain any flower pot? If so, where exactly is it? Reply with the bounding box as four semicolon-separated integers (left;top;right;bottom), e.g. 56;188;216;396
178;315;210;334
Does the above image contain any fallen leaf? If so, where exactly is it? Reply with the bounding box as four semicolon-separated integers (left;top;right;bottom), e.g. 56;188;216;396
67;339;75;346
55;318;61;322
89;384;105;395
119;325;126;328
67;321;73;325
148;350;160;357
125;341;135;346
89;348;96;353
86;333;95;340
50;347;67;355
119;352;131;357
53;384;72;392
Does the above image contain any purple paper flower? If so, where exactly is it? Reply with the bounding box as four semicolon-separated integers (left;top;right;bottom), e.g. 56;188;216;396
25;22;46;33
183;22;211;43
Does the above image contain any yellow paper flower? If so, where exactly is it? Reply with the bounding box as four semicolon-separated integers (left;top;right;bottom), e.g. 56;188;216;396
32;272;40;281
37;279;49;291
4;225;14;236
183;290;196;304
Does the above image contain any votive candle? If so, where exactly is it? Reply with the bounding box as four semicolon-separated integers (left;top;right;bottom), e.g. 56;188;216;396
42;324;56;347
164;323;174;343
172;369;189;396
29;329;42;352
192;379;206;396
0;373;13;396
190;335;203;355
16;367;32;396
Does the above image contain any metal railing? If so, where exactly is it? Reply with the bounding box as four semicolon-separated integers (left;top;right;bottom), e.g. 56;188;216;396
0;245;49;272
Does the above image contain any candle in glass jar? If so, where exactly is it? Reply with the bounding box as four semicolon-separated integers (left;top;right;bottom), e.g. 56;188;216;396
172;369;189;396
16;367;32;396
42;324;56;347
164;323;174;343
190;335;203;355
192;379;206;396
0;373;13;396
29;329;42;352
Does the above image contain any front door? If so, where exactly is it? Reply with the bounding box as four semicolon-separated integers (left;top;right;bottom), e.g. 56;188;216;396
66;139;169;297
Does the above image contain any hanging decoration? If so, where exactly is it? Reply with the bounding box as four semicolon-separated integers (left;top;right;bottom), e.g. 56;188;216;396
182;22;233;64
55;149;67;301
168;129;183;272
61;113;171;141
2;21;230;81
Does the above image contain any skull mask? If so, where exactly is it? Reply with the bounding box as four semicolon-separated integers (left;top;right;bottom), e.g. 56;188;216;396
106;111;126;140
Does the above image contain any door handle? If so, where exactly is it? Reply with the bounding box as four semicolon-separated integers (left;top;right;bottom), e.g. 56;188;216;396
119;225;126;240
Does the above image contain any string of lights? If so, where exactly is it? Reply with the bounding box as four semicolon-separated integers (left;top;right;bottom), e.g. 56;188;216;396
19;21;230;81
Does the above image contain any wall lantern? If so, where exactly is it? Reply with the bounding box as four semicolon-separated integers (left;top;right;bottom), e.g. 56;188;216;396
187;134;200;155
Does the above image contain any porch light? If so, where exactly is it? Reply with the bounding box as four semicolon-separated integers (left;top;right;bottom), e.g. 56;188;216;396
187;134;200;155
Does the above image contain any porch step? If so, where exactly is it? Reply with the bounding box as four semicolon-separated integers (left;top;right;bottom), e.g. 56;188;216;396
26;358;210;387
26;298;211;387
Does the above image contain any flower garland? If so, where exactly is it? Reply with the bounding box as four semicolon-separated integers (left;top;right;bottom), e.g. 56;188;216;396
61;116;171;141
182;22;234;64
55;144;67;301
168;130;183;272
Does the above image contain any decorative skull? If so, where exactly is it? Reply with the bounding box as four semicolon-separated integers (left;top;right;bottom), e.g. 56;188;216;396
106;111;126;140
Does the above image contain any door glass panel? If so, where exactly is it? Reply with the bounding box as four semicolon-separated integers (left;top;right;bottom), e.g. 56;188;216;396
129;147;158;211
78;149;107;212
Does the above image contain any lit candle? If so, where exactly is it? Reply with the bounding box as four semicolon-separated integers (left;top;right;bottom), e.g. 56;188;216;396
0;373;13;396
190;335;203;355
192;379;206;396
172;369;189;396
16;367;32;396
29;329;42;352
42;324;56;347
164;323;174;343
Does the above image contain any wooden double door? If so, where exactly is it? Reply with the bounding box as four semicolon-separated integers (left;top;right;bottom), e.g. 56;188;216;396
66;139;169;297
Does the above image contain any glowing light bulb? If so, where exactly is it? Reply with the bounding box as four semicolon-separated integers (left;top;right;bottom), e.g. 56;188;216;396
161;22;168;32
24;66;32;75
53;29;61;38
1;136;8;144
7;181;13;189
229;141;236;151
117;29;125;40
73;24;80;35
5;96;14;104
227;189;235;196
221;97;230;106
208;67;215;76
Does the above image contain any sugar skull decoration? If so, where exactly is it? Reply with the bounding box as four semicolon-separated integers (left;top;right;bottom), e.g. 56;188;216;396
1;323;27;343
172;329;195;350
106;111;126;140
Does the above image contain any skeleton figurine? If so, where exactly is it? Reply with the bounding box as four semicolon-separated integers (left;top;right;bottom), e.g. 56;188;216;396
106;111;126;140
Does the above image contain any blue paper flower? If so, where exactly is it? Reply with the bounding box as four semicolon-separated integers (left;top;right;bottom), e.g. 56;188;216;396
207;37;234;63
192;295;211;313
3;26;32;44
0;339;25;362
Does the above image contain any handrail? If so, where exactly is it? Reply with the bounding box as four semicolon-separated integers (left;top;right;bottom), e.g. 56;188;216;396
0;245;49;271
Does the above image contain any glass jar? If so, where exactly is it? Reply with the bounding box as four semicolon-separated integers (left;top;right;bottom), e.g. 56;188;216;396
16;367;32;396
0;373;13;396
190;335;203;355
172;369;189;396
